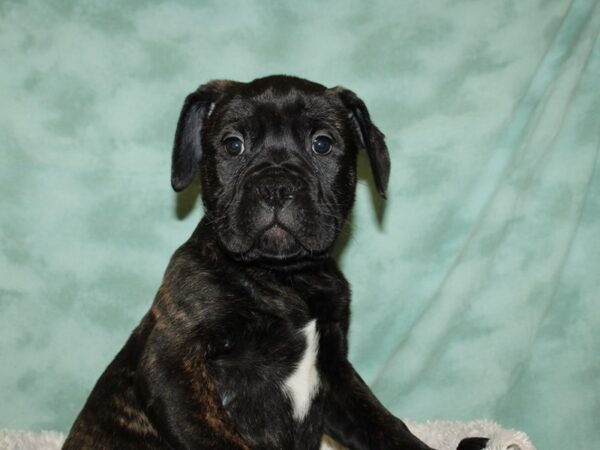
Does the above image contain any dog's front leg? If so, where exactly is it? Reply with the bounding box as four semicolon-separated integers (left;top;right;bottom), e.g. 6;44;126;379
136;324;250;450
320;326;432;450
324;360;433;450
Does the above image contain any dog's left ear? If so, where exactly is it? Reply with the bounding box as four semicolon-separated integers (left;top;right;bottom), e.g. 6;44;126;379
332;87;391;198
171;80;236;192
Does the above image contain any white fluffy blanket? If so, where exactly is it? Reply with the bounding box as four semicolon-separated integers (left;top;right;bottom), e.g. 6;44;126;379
0;420;535;450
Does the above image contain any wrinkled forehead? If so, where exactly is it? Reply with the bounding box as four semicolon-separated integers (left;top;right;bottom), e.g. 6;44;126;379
213;88;347;134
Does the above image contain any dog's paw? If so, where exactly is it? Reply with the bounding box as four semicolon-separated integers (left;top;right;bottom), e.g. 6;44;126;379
456;437;489;450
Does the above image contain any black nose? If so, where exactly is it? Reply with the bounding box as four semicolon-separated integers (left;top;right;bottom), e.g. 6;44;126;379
256;176;298;208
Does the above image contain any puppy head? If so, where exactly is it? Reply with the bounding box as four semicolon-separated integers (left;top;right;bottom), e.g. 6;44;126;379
171;75;389;265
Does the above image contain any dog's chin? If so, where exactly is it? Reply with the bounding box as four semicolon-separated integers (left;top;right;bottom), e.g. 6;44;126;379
220;225;329;266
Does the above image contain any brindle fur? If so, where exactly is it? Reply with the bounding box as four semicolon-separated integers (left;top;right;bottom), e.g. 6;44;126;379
64;76;484;450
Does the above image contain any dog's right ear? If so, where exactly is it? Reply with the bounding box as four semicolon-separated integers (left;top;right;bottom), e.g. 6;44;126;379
171;80;234;192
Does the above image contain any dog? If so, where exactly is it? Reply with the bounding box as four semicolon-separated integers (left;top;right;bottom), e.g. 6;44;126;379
63;75;487;450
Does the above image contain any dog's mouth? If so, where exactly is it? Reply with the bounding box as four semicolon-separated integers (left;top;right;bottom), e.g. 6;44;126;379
224;221;328;265
213;193;339;266
251;222;302;259
261;224;290;241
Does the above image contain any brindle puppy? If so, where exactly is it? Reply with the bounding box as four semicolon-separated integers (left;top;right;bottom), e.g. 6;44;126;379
63;76;486;450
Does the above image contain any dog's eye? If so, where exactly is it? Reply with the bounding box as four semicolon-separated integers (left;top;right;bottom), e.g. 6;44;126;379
312;135;333;155
223;136;244;156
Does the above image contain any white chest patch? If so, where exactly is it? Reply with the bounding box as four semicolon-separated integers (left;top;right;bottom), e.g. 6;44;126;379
283;319;320;421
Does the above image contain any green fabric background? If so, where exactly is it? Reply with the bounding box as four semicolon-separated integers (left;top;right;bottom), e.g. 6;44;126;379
1;0;599;448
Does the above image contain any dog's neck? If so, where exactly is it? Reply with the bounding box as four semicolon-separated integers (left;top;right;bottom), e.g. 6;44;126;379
184;218;349;323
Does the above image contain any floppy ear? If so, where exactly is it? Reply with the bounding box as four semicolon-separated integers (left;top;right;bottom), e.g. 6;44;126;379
171;80;233;192
332;87;390;198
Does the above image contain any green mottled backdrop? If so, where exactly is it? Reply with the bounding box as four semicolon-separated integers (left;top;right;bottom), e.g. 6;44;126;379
1;0;599;448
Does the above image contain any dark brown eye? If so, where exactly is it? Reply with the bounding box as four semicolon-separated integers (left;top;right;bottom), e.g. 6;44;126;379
312;135;333;155
223;136;244;156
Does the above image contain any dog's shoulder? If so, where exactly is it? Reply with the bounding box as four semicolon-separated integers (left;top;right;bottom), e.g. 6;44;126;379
147;237;228;328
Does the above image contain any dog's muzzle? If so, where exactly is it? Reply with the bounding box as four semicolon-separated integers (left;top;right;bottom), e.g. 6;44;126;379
216;164;336;262
244;169;307;256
